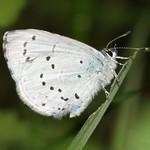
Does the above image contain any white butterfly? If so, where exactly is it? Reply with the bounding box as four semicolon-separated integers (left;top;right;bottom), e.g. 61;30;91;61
3;29;145;119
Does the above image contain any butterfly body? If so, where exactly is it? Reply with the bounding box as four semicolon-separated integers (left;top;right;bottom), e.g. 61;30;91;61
3;29;117;118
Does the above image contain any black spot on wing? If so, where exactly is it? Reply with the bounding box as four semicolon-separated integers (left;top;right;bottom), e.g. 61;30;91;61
25;57;30;62
51;64;55;69
32;35;36;40
60;97;64;100
23;42;28;47
52;44;56;52
42;103;46;106
42;81;46;86
62;108;65;111
23;49;27;55
60;96;69;101
75;93;80;99
46;56;50;61
58;89;62;92
40;73;43;78
50;86;54;90
77;75;81;78
80;60;83;64
64;98;69;101
25;56;36;63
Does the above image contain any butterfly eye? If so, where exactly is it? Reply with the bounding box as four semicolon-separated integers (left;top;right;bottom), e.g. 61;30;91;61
106;50;117;58
106;51;113;57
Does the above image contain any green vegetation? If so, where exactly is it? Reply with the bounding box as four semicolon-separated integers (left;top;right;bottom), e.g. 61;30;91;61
0;0;150;150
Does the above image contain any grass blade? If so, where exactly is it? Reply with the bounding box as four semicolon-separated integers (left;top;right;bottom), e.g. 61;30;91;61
67;51;138;150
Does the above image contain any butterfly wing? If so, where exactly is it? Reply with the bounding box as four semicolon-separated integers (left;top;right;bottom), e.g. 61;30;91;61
3;29;116;118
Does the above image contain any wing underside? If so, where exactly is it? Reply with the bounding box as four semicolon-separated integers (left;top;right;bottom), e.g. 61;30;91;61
3;29;114;118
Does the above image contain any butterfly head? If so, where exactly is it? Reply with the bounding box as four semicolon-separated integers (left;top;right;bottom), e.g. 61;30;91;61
101;31;149;59
100;31;131;59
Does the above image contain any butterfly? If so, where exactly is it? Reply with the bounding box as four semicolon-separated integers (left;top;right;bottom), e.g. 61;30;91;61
3;29;147;119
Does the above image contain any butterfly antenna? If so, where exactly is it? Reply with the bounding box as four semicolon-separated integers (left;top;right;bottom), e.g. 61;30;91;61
106;31;131;49
114;46;149;52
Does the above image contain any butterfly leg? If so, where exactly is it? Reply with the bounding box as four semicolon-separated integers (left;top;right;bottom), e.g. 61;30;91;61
113;56;133;86
116;55;134;65
116;56;134;70
116;56;129;60
102;87;109;97
115;55;131;66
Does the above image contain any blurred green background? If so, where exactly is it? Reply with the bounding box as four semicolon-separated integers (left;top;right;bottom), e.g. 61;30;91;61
0;0;150;150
